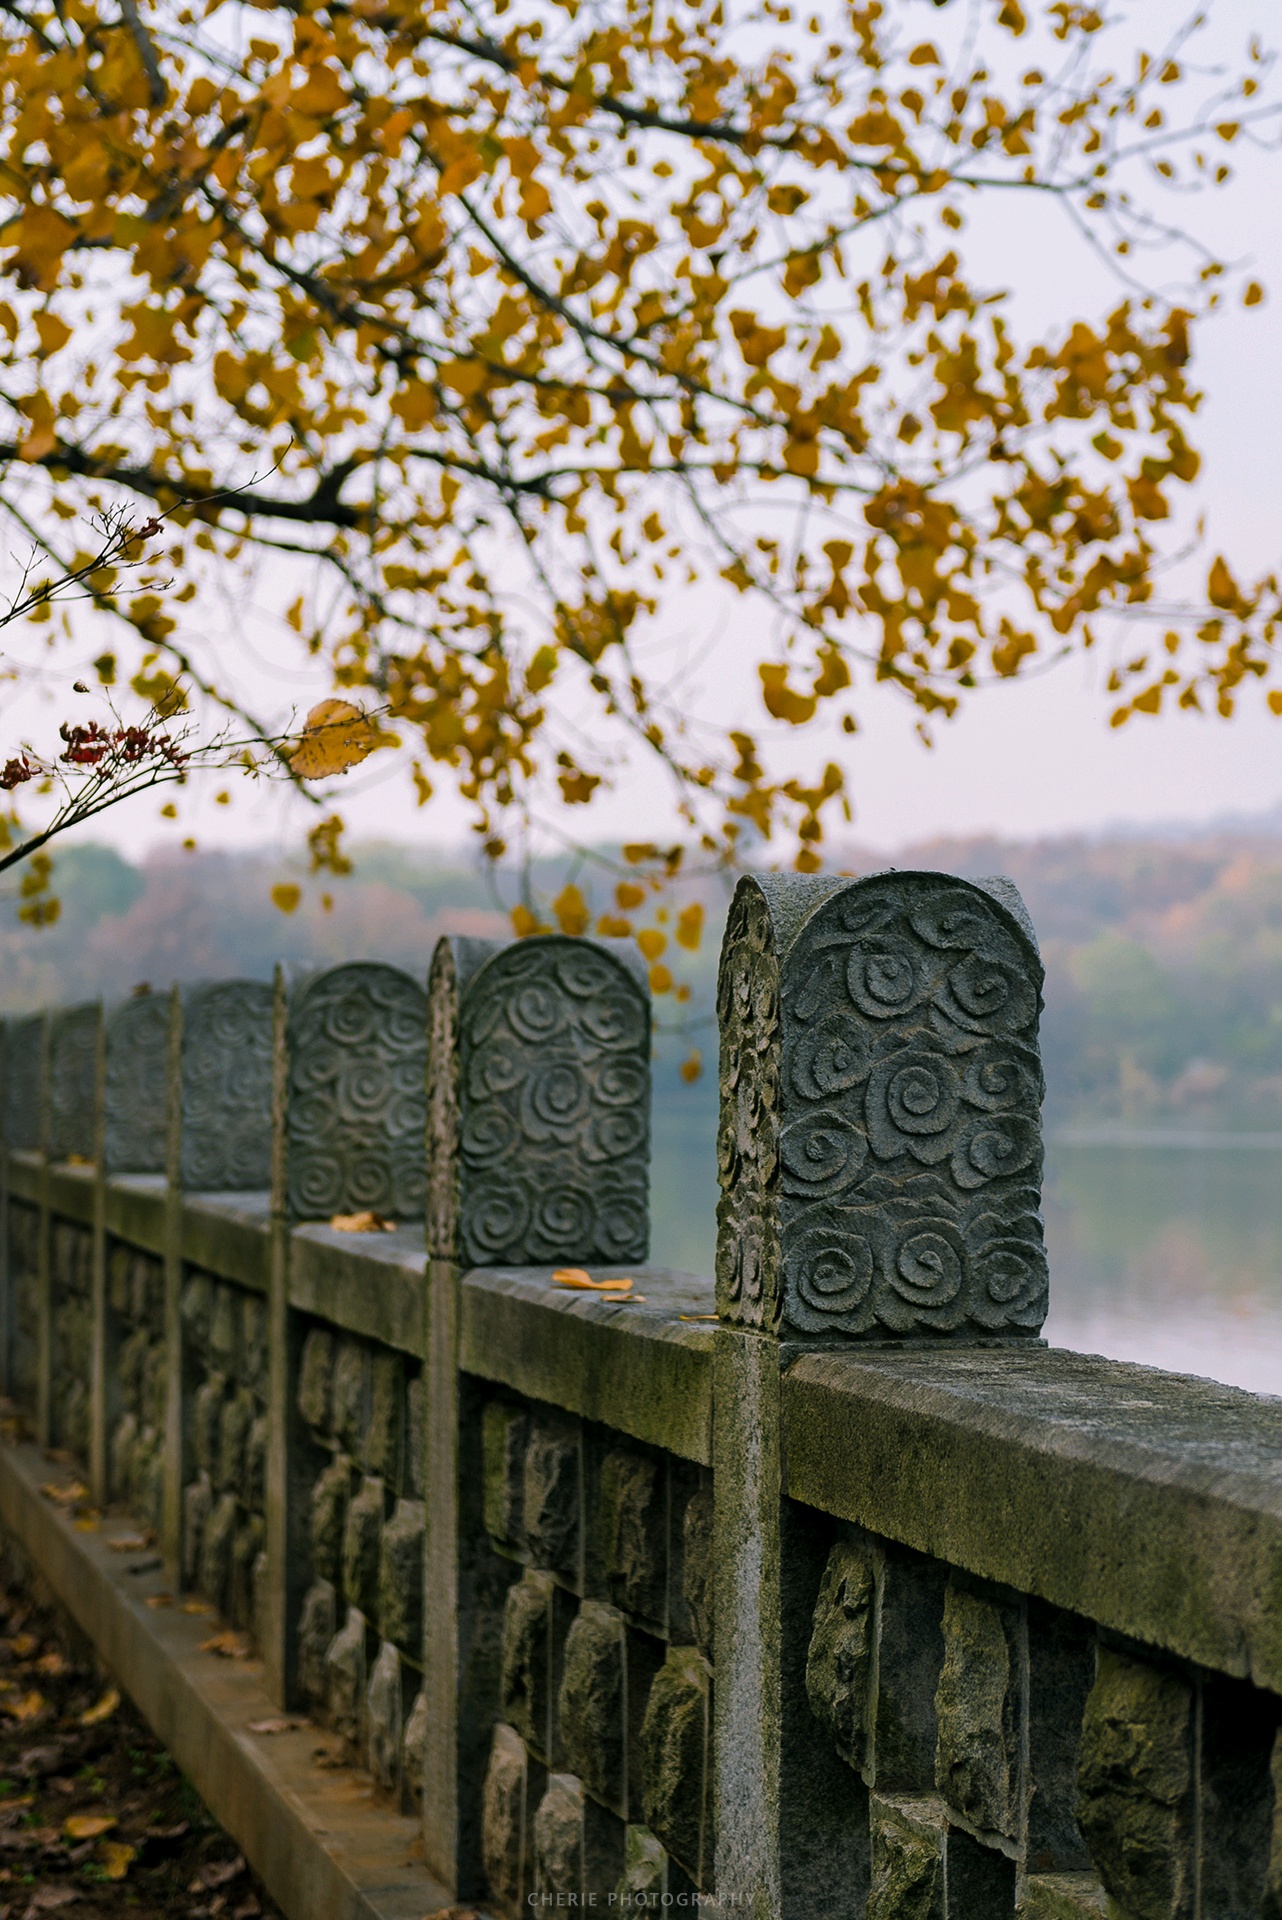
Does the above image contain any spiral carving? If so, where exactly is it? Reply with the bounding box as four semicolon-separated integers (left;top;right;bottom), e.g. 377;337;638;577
286;965;427;1220
105;993;170;1174
720;871;1048;1339
455;938;649;1268
180;982;274;1191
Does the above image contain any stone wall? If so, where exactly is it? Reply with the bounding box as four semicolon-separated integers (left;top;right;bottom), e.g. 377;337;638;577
0;885;1279;1920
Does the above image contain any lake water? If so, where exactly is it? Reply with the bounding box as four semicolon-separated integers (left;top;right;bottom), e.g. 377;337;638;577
650;1106;1282;1396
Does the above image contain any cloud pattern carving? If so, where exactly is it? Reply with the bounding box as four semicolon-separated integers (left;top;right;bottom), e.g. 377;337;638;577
719;874;1048;1339
458;939;649;1268
181;981;275;1191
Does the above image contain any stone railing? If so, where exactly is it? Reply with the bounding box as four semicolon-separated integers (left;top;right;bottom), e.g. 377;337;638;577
0;872;1278;1920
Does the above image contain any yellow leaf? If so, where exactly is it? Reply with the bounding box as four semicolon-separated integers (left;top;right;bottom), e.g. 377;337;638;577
271;884;301;915
5;1690;46;1720
615;882;645;911
510;904;542;938
200;1630;252;1658
553;884;590;936
100;1840;137;1880
329;1211;396;1233
552;1269;633;1292
675;903;704;951
34;312;73;355
64;1813;116;1840
80;1687;121;1725
289;699;386;779
649;963;673;994
636;928;666;961
1268;692;1282;716
1245;281;1265;307
596;915;632;938
680;1050;703;1084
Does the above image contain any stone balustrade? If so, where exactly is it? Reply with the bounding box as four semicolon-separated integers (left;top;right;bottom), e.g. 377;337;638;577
0;877;1276;1920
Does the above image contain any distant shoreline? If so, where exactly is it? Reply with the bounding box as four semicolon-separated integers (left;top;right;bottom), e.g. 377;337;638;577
1051;1126;1282;1150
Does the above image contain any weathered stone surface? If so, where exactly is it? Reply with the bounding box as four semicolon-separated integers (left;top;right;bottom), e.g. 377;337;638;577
377;1498;424;1651
867;1794;945;1920
217;1391;253;1495
1199;1674;1277;1920
1076;1646;1194;1920
193;1375;226;1477
532;1773;583;1902
402;1687;428;1804
599;1448;665;1624
297;1327;335;1433
557;1601;625;1808
298;1578;336;1705
455;937;650;1268
111;1413;138;1502
367;1639;401;1793
243;1414;267;1514
806;1536;875;1771
483;1401;528;1548
309;1454;351;1586
48;1003;98;1163
639;1647;710;1888
1262;1727;1282;1920
680;1481;714;1660
108;1245;131;1317
367;1350;403;1483
104;991;169;1173
1017;1874;1109;1919
483;1722;530;1908
875;1551;948;1793
342;1478;384;1617
524;1420;579;1576
618;1824;667;1902
934;1581;1022;1840
241;1294;266;1386
324;1607;367;1745
716;871;1047;1339
286;964;428;1221
1027;1604;1095;1873
405;1375;424;1500
501;1569;557;1757
183;1475;212;1585
180;1272;212;1348
200;1490;238;1612
210;1284;239;1371
332;1339;368;1460
179;978;273;1190
232;1516;263;1630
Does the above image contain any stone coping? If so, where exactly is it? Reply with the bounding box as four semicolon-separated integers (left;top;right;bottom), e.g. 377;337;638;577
0;1435;449;1920
783;1345;1282;1691
460;1265;716;1464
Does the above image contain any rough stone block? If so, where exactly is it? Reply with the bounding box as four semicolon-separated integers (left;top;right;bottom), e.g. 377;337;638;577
484;1722;532;1908
216;1391;253;1495
1026;1604;1095;1873
1016;1875;1109;1919
501;1569;560;1759
243;1414;267;1515
192;1375;226;1478
367;1639;401;1793
639;1647;710;1889
558;1600;626;1808
297;1327;334;1433
297;1578;337;1706
241;1294;266;1386
209;1283;239;1372
111;1412;138;1503
377;1498;424;1652
1076;1646;1194;1920
406;1375;424;1500
143;1342;168;1431
232;1516;263;1631
618;1824;667;1903
679;1480;714;1661
199;1490;238;1613
183;1474;212;1586
483;1400;528;1548
137;1433;165;1536
935;1581;1022;1841
806;1536;876;1772
875;1550;948;1792
524;1420;580;1577
532;1774;583;1902
367;1349;403;1484
324;1606;367;1745
868;1794;945;1920
1199;1674;1277;1920
599;1448;665;1624
108;1245;131;1317
309;1454;351;1586
402;1687;428;1805
180;1270;212;1350
120;1328;150;1416
946;1824;1016;1918
342;1477;384;1617
332;1338;368;1461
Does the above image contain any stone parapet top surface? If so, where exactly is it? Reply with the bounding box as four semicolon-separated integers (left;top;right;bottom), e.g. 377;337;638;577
784;1344;1282;1690
460;1266;716;1464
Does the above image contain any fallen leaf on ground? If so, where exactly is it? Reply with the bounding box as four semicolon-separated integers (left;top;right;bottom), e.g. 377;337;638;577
200;1631;252;1659
10;1634;38;1658
552;1268;633;1292
678;1313;718;1321
231;1900;262;1919
38;1484;86;1508
179;1600;212;1615
79;1688;120;1725
5;1690;47;1721
191;1855;245;1890
16;1746;59;1775
247;1717;307;1734
72;1513;101;1533
329;1211;396;1233
107;1534;153;1552
22;1886;78;1913
143;1821;190;1844
35;1651;67;1676
144;1593;174;1609
63;1814;115;1841
98;1840;137;1879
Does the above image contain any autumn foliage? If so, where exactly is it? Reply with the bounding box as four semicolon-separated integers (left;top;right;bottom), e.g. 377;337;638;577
0;0;1279;878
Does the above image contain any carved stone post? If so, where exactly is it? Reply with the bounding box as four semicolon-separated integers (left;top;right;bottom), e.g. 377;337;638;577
266;962;429;1708
423;933;651;1897
167;980;274;1588
712;871;1047;1919
4;1014;47;1420
44;1003;100;1451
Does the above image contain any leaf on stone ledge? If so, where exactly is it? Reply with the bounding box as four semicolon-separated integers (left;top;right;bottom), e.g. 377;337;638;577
144;1594;173;1610
200;1631;252;1659
552;1268;633;1292
247;1717;307;1734
329;1211;396;1233
107;1533;153;1552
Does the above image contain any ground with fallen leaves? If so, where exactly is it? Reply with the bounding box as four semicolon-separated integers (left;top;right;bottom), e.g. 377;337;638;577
0;1561;282;1920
